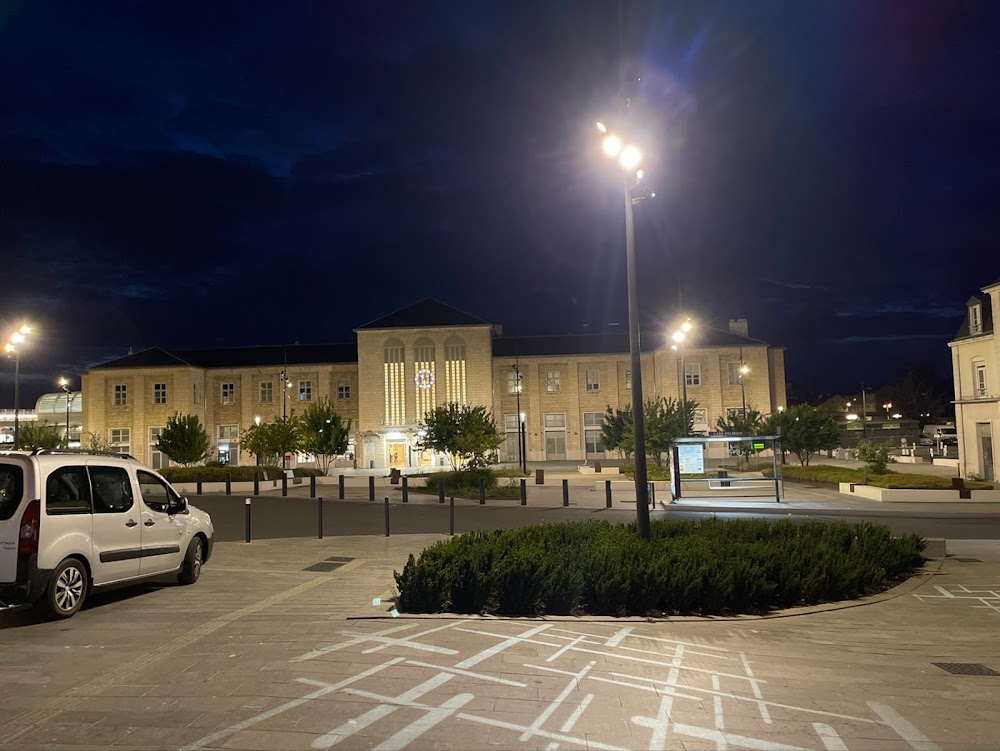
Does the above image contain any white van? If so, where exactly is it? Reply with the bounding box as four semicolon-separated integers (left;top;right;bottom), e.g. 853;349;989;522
0;449;214;619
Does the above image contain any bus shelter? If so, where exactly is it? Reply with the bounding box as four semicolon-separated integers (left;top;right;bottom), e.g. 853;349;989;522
669;435;783;503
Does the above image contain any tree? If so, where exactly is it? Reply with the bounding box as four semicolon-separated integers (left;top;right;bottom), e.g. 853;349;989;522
417;403;503;470
83;432;112;452
16;423;64;450
715;407;765;466
761;410;795;464
855;439;891;475
776;404;840;466
644;397;698;466
600;406;633;462
299;398;352;473
155;413;211;466
239;422;282;466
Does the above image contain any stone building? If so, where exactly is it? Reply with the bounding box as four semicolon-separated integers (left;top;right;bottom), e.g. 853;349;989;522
81;299;788;469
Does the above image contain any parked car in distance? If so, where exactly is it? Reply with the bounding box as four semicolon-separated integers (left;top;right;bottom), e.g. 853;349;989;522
919;424;958;447
0;449;213;619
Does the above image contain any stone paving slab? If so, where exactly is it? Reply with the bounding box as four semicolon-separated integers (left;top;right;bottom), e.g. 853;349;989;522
0;536;998;750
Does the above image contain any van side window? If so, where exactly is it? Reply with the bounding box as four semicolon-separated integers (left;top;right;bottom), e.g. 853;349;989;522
45;466;92;515
137;470;178;511
89;466;134;514
0;465;24;521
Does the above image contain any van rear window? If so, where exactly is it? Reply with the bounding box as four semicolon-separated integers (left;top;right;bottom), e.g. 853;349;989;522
0;465;24;521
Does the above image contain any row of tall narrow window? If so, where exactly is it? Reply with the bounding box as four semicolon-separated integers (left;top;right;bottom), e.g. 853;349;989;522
111;379;353;407
383;339;467;425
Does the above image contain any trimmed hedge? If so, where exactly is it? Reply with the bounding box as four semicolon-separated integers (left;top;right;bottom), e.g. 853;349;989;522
158;465;325;483
419;470;522;499
394;518;925;617
767;465;994;490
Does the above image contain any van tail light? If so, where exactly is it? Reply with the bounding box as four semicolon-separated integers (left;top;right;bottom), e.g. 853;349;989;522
18;500;40;557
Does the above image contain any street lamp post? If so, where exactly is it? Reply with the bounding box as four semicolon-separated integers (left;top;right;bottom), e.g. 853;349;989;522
59;377;71;445
737;343;749;419
280;369;293;470
5;324;31;450
512;357;525;474
670;319;693;436
597;121;654;537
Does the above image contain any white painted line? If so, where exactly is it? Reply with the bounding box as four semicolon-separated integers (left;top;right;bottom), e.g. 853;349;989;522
547;635;587;662
545;744;560;751
403;659;527;687
559;693;593;733
183;657;405;750
550;626;729;652
741;652;771;724
712;674;726;739
616;642;734;662
343;671;454;706
520;661;596;742
290;624;417;662
568;645;758;681
868;701;941;751
358;620;466;654
312;705;397;749
604;626;634;647
374;692;474;751
933;585;956;598
457;712;627;751
455;624;553;669
672;723;808;751
650;645;684;751
813;722;848;751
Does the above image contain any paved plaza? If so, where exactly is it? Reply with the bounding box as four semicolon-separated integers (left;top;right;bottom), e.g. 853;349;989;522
1;530;999;750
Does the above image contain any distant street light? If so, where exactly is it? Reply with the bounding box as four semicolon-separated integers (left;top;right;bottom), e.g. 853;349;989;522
596;120;656;538
59;377;72;445
669;318;693;436
5;324;32;450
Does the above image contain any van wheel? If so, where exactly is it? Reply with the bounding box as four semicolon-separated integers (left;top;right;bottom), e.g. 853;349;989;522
43;559;88;619
178;537;203;585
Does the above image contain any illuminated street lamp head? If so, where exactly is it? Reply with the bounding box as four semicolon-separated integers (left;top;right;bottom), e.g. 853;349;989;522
680;319;693;333
739;364;750;375
619;145;641;170
602;134;622;157
596;121;607;133
4;343;14;354
19;325;30;335
10;332;24;345
58;377;69;388
671;331;686;344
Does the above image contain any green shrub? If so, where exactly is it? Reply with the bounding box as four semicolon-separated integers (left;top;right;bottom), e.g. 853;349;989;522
767;465;993;490
158;465;326;483
420;469;522;499
855;440;891;474
394;518;925;617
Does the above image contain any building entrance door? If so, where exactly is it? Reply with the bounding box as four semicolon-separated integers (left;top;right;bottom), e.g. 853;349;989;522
978;423;994;481
387;442;406;468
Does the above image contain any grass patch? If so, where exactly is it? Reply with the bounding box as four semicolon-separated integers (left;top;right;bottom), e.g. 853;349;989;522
159;465;324;483
765;465;993;490
394;518;925;617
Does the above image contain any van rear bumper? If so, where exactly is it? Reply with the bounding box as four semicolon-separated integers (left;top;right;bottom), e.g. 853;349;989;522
0;556;53;606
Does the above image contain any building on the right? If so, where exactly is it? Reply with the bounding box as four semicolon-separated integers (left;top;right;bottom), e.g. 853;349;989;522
949;276;999;481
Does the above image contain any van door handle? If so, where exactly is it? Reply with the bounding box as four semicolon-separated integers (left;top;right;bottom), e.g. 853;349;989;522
144;519;155;527
125;519;137;527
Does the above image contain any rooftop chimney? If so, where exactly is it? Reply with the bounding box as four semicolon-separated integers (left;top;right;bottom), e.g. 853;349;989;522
728;319;749;338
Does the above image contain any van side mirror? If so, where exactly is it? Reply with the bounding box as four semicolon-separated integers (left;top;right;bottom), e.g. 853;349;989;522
168;496;188;514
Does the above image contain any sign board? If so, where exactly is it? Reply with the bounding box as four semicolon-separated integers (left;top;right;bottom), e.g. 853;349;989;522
846;424;864;431
752;442;765;451
881;423;900;430
677;444;705;474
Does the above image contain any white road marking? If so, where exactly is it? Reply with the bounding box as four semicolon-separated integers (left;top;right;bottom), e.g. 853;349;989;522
290;624;417;662
374;692;474;751
868;701;941;751
183;657;404;750
671;723;809;751
741;652;771;724
933;585;955;598
358;620;468;654
712;674;726;747
403;659;527;686
311;705;397;749
547;635;587;662
520;661;596;742
813;722;848;751
457;711;627;751
455;623;553;668
604;627;634;647
559;693;593;733
650;644;684;750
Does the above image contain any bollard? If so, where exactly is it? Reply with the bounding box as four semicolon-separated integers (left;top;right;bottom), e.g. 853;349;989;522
520;479;527;506
317;496;324;538
384;497;390;537
649;482;655;509
310;475;316;499
253;472;259;496
479;477;486;505
562;479;569;507
402;476;408;503
226;473;231;496
338;474;345;500
282;473;288;497
450;495;455;536
244;498;251;543
438;478;445;504
605;480;612;508
369;475;375;502
196;473;202;496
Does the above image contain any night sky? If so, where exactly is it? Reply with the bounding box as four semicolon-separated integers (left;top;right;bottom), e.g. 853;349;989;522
2;1;998;408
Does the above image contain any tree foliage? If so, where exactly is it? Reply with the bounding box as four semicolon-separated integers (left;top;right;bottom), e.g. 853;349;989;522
417;403;503;470
600;406;633;461
16;423;64;450
772;404;840;466
155;413;211;466
855;439;891;475
645;397;698;466
299;398;351;473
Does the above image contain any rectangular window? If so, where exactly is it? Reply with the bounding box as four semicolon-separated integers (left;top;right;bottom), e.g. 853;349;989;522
193;382;201;405
298;380;312;401
45;465;92;515
507;371;521;394
727;362;742;386
218;425;239;440
110;428;130;455
152;383;167;405
221;383;235;405
259;381;273;403
970;304;983;334
726;407;745;418
685;363;701;386
585;369;600;392
546;370;561;393
624;369;631;390
338;379;351;399
975;362;988;398
149;427;167;470
583;412;604;454
692;408;708;425
544;413;566;428
505;414;520;430
218;425;239;466
113;384;127;407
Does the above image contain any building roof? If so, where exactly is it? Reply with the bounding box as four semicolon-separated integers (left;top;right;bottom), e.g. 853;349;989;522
952;293;993;340
355;298;492;330
89;342;358;371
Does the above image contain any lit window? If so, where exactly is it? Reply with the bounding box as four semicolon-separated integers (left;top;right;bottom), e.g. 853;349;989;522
684;363;701;387
153;383;167;405
113;384;127;407
259;381;273;403
546;370;561;393
221;383;235;405
338;379;351;399
298;380;312;401
585;369;600;392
